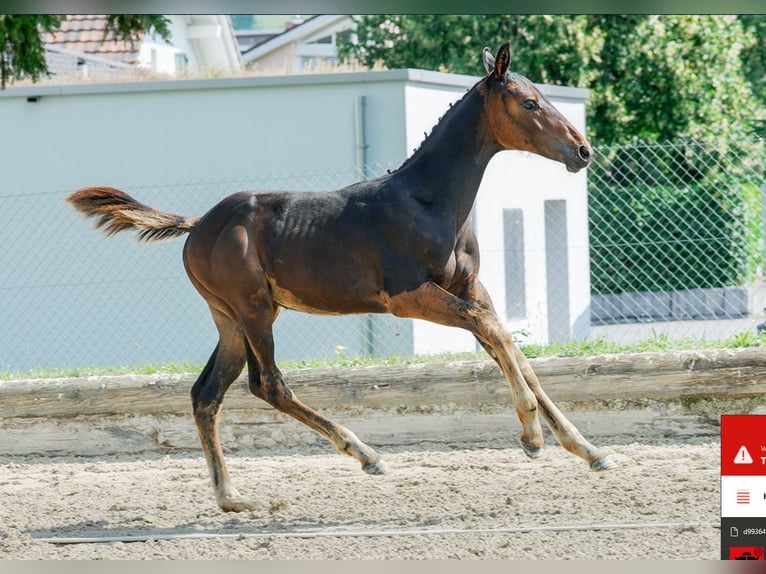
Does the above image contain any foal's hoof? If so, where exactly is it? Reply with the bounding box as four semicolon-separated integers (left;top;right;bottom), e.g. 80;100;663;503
520;440;544;459
219;497;260;513
363;460;389;475
590;456;618;471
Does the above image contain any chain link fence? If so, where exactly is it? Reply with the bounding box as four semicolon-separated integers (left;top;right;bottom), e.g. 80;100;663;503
2;140;765;375
588;138;766;344
0;162;411;374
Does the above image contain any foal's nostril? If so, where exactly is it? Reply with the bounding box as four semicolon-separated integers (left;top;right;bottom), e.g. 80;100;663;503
577;145;592;162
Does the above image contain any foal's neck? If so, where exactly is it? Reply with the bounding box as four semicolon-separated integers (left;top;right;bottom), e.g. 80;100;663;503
394;82;501;225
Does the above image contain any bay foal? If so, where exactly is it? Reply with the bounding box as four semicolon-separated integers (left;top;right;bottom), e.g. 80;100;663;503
68;44;615;512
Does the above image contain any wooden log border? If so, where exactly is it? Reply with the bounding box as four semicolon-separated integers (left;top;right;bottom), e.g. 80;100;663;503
2;347;766;419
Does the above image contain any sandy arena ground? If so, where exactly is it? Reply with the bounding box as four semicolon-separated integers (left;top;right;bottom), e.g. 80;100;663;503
0;433;720;560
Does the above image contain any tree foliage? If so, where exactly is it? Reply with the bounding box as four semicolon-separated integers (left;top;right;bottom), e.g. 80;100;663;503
590;16;761;146
739;15;766;135
338;15;765;146
0;15;61;88
0;15;171;89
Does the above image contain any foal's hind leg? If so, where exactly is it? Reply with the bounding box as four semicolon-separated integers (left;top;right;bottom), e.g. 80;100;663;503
240;311;387;476
191;308;258;512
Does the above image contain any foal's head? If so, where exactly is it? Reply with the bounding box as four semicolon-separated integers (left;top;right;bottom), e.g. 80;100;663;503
481;43;592;173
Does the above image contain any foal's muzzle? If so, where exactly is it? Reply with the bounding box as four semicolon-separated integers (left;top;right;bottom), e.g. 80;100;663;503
565;144;593;173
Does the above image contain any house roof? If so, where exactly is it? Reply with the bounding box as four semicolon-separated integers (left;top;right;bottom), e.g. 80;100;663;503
41;15;142;65
242;14;350;64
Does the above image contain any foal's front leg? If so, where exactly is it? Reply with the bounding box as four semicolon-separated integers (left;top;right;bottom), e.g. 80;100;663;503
467;280;616;469
391;280;615;470
512;346;616;470
389;281;544;458
474;337;544;458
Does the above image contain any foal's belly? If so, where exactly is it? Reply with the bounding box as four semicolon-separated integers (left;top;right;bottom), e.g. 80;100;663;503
270;283;390;315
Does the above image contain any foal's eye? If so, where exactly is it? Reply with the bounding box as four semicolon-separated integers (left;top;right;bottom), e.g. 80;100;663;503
522;99;538;111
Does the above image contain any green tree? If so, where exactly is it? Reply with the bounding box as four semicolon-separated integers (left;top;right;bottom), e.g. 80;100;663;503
739;15;766;135
338;15;600;83
339;15;764;147
590;15;761;147
0;15;171;89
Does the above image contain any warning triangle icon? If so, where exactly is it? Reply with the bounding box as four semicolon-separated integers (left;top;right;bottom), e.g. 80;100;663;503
734;445;754;464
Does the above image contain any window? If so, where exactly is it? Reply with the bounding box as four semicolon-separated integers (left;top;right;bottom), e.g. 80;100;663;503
309;34;332;44
545;200;570;343
503;208;526;320
175;52;188;73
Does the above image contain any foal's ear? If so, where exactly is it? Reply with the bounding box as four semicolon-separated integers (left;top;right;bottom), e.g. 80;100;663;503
482;46;495;76
492;43;511;78
483;43;510;78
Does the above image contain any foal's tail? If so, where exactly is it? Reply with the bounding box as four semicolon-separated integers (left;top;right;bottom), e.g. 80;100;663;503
67;186;200;242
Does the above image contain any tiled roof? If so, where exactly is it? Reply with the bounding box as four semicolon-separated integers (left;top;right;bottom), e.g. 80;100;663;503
41;15;143;65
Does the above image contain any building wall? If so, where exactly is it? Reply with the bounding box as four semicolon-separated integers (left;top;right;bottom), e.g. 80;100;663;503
0;70;589;371
248;45;296;74
137;40;185;74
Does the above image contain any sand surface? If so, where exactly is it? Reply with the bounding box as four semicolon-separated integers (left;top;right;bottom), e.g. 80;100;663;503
0;436;720;559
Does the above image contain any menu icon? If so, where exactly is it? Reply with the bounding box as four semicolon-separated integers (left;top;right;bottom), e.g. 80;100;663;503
737;489;750;504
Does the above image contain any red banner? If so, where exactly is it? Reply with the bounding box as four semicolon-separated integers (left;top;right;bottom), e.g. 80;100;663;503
721;415;766;477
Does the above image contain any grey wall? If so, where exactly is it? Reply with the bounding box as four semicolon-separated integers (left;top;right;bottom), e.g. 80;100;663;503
1;72;414;372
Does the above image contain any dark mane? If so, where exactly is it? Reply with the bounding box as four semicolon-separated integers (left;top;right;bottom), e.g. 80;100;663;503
396;77;485;172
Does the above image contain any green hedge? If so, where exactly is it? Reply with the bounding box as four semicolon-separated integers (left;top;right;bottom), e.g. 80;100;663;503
589;174;763;295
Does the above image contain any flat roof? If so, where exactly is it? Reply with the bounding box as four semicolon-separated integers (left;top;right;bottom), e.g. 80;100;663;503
0;68;590;101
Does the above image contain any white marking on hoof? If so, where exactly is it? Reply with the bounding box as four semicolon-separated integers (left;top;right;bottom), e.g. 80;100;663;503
363;460;388;475
590;456;618;471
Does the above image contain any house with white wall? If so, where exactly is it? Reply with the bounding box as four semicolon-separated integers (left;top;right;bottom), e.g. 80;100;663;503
0;67;590;371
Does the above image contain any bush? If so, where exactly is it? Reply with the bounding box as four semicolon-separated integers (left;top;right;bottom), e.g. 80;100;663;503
589;154;763;295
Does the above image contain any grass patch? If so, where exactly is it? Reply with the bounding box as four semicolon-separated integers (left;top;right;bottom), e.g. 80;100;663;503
0;361;204;381
3;330;766;381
